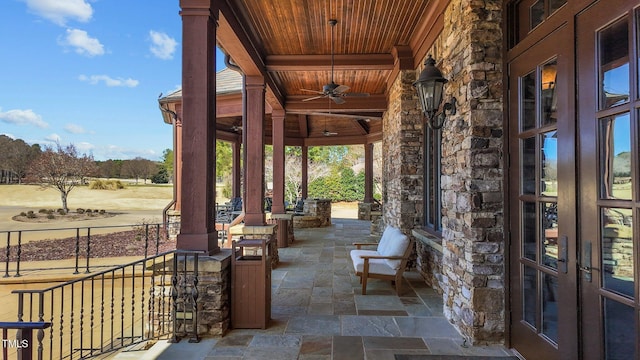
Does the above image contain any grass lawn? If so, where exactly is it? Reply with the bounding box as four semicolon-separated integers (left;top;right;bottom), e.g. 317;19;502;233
0;183;174;211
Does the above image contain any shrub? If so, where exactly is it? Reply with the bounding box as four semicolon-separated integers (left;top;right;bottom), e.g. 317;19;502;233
77;208;85;214
86;209;92;213
38;209;47;213
27;210;34;215
27;212;36;219
57;209;66;215
89;179;126;190
20;212;26;217
99;209;106;214
47;209;54;214
47;214;55;219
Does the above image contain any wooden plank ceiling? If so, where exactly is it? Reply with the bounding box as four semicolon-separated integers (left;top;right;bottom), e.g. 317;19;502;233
215;0;437;144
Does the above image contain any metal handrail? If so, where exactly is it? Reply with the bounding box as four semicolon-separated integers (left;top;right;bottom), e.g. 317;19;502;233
1;223;167;277
9;250;202;359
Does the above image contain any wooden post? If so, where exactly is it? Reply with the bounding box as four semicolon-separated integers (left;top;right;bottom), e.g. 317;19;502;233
364;142;374;203
244;75;266;226
177;0;218;254
271;109;286;214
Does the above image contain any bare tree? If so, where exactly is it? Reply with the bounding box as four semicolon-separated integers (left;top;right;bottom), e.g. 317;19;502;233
121;157;157;184
28;143;97;212
284;154;329;204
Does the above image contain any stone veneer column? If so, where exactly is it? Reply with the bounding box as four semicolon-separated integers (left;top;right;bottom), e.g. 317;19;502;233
438;0;504;344
382;70;423;232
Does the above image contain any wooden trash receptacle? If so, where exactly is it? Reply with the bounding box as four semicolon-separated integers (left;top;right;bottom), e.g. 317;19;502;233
231;237;271;329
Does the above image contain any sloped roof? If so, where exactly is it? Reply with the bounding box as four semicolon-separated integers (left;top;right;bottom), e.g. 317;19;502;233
159;68;242;102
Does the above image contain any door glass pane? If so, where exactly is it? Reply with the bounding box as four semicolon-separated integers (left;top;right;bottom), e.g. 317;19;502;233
541;131;557;196
523;202;537;261
542;272;558;343
542;202;558;269
599;113;631;200
601;207;634;298
603;298;635;360
541;60;558;126
523;265;537;327
522;137;536;194
599;17;630;110
521;72;536;130
530;1;544;30
549;0;566;15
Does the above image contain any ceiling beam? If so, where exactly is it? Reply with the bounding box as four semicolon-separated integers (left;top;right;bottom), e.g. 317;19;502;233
287;111;383;121
216;3;285;110
285;94;387;113
266;54;395;71
352;119;370;135
409;0;447;68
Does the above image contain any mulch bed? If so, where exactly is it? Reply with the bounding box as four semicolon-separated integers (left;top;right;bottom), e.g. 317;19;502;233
0;230;176;262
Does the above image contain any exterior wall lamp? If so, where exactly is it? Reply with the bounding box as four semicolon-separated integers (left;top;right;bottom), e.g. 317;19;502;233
413;55;457;130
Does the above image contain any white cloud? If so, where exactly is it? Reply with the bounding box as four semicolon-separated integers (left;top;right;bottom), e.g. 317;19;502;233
79;74;139;88
25;0;93;26
75;141;95;153
44;133;61;143
60;28;104;57
149;31;177;60
64;123;91;134
100;145;158;160
0;108;49;128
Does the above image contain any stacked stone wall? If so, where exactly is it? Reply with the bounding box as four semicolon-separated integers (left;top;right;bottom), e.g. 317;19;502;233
380;0;504;345
438;0;505;344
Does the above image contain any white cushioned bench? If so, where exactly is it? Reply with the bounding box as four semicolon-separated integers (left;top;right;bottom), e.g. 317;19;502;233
350;226;413;295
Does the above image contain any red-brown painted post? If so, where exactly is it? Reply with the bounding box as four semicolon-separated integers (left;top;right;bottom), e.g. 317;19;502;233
177;0;218;254
271;109;286;214
301;145;308;199
232;140;241;199
243;75;266;226
364;143;374;203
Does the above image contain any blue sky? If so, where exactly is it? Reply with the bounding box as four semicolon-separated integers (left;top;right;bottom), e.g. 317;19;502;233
1;0;226;161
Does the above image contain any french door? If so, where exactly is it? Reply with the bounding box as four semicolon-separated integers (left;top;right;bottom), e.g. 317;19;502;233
577;1;640;359
508;24;578;359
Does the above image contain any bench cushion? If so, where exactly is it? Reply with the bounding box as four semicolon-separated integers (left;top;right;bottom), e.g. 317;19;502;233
350;249;397;276
376;226;409;270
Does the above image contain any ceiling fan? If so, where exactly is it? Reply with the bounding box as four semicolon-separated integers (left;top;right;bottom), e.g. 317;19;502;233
301;19;369;105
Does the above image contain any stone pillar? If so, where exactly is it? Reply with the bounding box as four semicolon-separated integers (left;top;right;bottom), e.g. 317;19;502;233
244;75;266;226
271;109;286;214
232;140;241;199
382;70;423;232
438;0;504;344
301;146;308;199
178;0;218;254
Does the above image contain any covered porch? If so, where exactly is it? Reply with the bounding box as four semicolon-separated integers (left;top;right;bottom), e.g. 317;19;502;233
121;219;514;359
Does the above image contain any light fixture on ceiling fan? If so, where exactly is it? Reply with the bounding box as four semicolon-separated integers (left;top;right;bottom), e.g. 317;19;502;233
301;19;370;104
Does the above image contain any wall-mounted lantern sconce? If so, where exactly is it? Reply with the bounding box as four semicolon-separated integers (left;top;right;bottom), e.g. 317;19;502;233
413;55;457;130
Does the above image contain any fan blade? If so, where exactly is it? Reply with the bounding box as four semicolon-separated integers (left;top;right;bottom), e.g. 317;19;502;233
344;92;370;97
330;96;346;105
302;95;325;102
333;84;350;93
300;88;324;94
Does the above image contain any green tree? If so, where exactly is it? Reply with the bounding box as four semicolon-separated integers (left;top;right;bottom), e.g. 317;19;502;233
162;148;174;175
216;141;232;180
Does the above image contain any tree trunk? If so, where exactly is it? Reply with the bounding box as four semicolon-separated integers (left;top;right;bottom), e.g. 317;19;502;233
61;192;68;213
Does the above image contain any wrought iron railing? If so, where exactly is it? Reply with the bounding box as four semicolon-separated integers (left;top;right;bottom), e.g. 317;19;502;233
1;224;167;277
8;250;202;360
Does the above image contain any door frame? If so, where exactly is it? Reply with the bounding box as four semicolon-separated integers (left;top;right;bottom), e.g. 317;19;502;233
505;20;578;360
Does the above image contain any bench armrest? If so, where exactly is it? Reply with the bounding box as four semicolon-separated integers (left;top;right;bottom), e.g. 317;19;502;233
361;255;405;260
353;242;377;249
